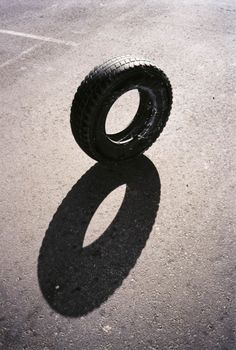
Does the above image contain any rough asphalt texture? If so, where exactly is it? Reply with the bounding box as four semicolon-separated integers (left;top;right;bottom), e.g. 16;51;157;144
0;1;235;349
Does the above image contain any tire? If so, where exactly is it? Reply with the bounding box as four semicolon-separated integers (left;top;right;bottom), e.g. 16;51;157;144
70;56;172;162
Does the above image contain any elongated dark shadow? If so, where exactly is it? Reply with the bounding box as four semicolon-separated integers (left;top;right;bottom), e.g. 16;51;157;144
37;155;160;317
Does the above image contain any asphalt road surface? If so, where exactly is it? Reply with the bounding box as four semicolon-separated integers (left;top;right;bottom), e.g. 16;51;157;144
0;1;235;349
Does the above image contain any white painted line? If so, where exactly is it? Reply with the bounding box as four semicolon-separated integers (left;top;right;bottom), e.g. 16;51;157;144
0;43;40;69
0;29;78;47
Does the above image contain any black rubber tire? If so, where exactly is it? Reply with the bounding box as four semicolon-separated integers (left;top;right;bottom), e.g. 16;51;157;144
70;56;172;162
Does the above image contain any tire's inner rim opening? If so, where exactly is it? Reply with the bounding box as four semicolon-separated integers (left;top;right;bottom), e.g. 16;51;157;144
105;89;140;136
105;86;157;145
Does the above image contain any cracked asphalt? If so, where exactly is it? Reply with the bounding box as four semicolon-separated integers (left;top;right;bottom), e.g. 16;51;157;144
0;1;235;349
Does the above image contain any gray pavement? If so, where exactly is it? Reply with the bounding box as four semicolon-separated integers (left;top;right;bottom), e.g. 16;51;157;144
0;1;236;349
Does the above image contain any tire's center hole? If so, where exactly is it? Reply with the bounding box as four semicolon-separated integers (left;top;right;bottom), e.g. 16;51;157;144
105;89;140;135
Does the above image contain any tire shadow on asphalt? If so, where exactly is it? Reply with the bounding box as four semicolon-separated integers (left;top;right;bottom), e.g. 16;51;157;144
37;155;161;317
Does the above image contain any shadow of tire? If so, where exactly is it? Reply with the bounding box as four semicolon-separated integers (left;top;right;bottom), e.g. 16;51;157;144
38;155;160;317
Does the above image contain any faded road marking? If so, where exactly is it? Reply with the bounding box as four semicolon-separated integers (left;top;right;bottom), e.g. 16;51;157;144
0;43;41;69
0;29;78;47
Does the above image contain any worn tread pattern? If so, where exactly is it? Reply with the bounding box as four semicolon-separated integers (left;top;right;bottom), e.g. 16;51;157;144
70;56;172;162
